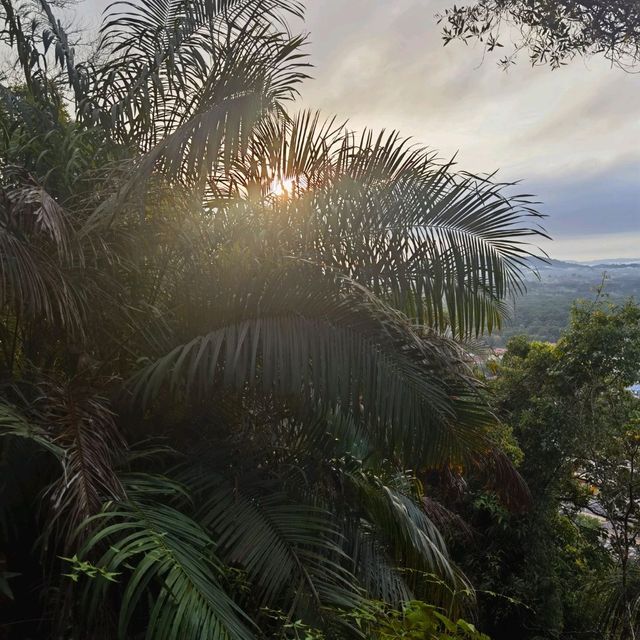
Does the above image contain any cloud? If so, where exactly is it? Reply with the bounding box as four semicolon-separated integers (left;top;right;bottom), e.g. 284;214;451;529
538;232;640;262
301;5;639;166
532;165;639;234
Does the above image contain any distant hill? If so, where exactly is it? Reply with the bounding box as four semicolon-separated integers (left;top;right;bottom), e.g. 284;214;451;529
485;259;640;347
527;257;640;270
578;258;640;266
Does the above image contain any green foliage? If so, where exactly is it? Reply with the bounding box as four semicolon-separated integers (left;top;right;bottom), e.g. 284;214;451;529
0;402;65;459
352;600;490;639
79;488;255;640
450;300;640;639
262;608;327;639
485;264;640;347
60;555;120;584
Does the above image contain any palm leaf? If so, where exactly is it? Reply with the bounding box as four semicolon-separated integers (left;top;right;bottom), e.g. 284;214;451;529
37;384;125;552
0;183;86;333
129;260;490;465
184;466;364;613
594;564;640;639
232;112;547;338
81;0;308;189
0;401;64;459
79;476;255;640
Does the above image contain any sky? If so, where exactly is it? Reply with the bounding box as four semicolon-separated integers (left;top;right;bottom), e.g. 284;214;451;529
75;0;640;262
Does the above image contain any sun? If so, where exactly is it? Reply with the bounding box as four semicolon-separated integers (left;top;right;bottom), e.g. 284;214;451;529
270;176;294;197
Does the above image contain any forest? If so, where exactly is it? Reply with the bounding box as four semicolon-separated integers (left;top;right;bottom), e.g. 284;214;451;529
0;0;639;639
486;260;640;346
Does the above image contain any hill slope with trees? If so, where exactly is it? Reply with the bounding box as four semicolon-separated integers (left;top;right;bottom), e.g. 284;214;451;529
486;260;640;346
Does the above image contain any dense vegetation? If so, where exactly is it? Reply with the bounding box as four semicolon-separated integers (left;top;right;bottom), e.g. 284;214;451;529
0;1;638;639
0;0;544;638
457;300;640;639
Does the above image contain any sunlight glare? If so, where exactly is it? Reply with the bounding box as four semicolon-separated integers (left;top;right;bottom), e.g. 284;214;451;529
270;177;294;197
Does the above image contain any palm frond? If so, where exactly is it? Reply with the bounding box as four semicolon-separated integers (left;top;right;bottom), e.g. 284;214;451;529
342;468;455;585
129;260;490;465
183;467;364;614
593;564;640;639
0;401;64;459
233;112;547;338
38;384;125;552
81;0;308;188
135;29;308;187
352;530;413;606
0;183;86;333
79;476;255;640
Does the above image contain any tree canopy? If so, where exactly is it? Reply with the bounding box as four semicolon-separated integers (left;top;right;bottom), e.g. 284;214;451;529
449;300;640;638
439;0;640;69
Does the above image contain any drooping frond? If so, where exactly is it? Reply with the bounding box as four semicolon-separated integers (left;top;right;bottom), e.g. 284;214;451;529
37;384;125;551
339;468;455;585
79;476;255;640
0;401;64;459
0;182;86;333
129;260;490;465
175;411;467;614
184;467;364;613
352;529;413;606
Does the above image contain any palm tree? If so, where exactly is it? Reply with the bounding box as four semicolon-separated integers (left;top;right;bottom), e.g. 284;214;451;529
0;0;544;637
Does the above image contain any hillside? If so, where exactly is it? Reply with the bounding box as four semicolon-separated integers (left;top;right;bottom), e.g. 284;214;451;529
485;259;640;346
